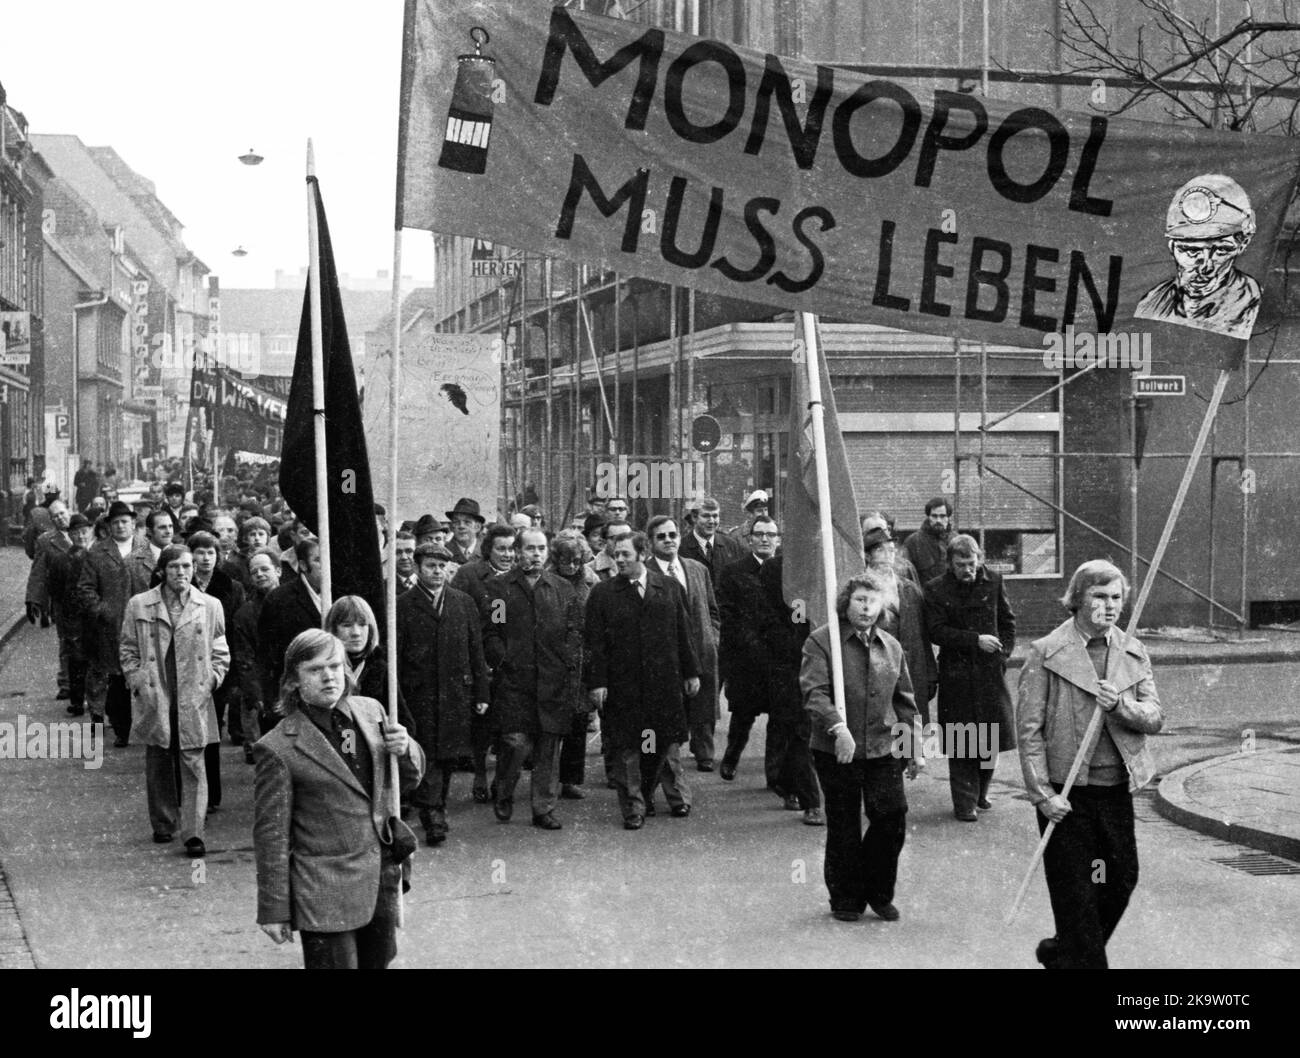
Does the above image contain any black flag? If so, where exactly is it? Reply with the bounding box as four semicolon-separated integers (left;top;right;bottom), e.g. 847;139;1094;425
280;179;385;627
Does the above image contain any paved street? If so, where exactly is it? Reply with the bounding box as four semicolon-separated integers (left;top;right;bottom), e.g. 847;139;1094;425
1;620;1296;969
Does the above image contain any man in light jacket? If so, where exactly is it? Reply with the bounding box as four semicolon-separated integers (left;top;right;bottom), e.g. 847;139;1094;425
120;544;230;857
1017;559;1163;970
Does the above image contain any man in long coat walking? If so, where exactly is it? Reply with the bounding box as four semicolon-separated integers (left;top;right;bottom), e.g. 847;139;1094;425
924;533;1017;821
396;543;490;845
483;528;582;829
585;532;700;829
645;515;720;774
77;501;156;746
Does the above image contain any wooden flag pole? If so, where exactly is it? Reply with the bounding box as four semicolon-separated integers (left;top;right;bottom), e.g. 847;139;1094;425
1005;366;1232;925
305;140;333;618
385;226;404;929
800;312;847;724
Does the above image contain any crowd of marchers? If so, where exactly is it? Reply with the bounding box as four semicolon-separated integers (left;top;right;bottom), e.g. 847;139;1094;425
19;478;1161;971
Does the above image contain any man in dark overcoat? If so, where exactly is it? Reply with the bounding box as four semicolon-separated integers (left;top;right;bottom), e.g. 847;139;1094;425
482;529;581;829
585;532;700;829
646;515;720;775
25;498;74;697
715;515;781;783
77;501;155;745
676;496;745;587
396;544;490;844
257;538;326;728
924;533;1017;821
47;514;96;716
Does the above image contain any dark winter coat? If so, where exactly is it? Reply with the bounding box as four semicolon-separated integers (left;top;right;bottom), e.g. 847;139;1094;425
923;567;1017;753
648;555;720;727
483;569;582;736
584;570;700;749
678;529;747;587
257;578;323;702
193;568;246;693
879;575;938;725
902;525;951;585
556;565;598;717
450;557;510;616
347;643;415;734
757;555;811;722
232;591;273;709
716;554;772;717
396;585;489;761
26;528;72;611
75;538;156;674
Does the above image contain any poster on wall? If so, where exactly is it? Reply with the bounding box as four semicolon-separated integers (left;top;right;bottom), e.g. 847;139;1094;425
363;331;500;523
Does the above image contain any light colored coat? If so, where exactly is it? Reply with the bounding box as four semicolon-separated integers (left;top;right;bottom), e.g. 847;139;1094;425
252;696;425;931
120;586;230;750
1017;619;1163;805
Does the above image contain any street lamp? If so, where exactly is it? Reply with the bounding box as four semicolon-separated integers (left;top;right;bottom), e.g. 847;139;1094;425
231;246;248;258
238;148;264;166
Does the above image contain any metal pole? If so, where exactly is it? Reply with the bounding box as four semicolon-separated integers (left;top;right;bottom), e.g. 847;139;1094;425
1129;397;1138;592
544;258;553;528
953;337;961;525
632;292;640;467
305;142;332;615
687;286;697;501
520;254;530;511
1240;340;1251;636
1208;424;1218;629
613;272;621;452
573;262;581;518
978;342;987;551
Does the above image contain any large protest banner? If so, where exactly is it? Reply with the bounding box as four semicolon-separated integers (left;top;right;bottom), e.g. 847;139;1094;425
363;331;500;522
398;1;1300;359
193;365;287;458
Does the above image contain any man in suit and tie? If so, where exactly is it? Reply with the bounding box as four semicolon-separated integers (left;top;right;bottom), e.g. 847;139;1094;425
677;496;745;586
585;532;700;829
254;628;424;969
257;538;327;727
445;498;486;565
393;530;418;595
77;501;156;746
646;515;721;774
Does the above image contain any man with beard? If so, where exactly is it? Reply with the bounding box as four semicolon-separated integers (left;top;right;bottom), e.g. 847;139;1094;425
482;529;582;830
901;498;954;586
1018;560;1162;969
77;501;156;746
232;548;281;762
25;498;74;696
645;514;719;778
585;532;700;829
924;534;1017;821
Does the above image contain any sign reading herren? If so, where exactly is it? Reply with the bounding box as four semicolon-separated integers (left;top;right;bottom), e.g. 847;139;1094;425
397;2;1300;353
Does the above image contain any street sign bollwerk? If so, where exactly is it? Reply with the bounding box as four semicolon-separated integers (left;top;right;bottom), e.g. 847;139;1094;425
1133;375;1186;397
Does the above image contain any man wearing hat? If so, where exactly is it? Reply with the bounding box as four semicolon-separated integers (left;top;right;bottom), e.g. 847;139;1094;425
1135;173;1262;340
396;543;490;844
445;498;486;565
727;489;771;539
77;500;156;746
413;514;450;550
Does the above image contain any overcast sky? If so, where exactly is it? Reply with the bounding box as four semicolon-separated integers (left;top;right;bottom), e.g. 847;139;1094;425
4;1;434;290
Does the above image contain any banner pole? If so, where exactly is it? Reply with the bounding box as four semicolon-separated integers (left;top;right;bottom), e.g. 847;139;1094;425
800;312;847;725
1005;366;1232;925
305;140;332;617
386;225;404;929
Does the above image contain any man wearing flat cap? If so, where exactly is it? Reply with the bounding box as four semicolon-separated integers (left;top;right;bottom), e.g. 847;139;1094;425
396;543;490;845
445;498;486;565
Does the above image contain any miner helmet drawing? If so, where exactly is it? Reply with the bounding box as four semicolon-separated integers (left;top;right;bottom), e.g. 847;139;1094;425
1134;174;1261;340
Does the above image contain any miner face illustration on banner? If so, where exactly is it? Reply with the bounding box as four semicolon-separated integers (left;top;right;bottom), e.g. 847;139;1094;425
1134;174;1262;340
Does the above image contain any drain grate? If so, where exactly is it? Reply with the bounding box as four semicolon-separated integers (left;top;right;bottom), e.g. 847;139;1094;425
1209;852;1300;876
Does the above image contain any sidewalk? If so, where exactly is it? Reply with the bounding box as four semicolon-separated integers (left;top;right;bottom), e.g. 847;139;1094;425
0;547;31;650
1156;746;1300;864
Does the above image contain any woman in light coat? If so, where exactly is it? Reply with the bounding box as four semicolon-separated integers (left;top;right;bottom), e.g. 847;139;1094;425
120;543;229;857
